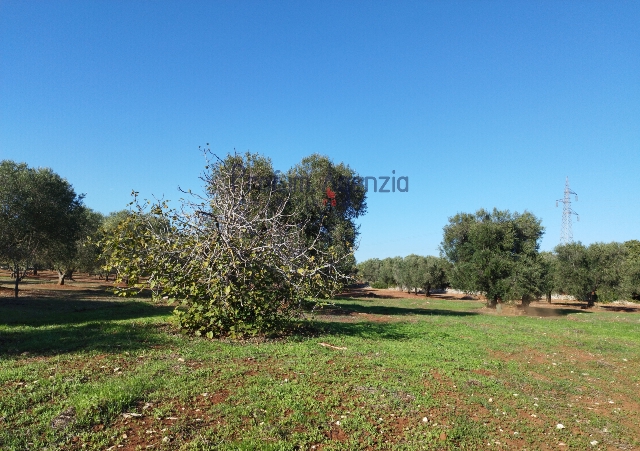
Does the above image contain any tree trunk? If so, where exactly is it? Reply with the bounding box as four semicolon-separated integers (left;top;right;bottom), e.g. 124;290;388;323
13;265;20;298
57;270;66;285
546;291;552;304
487;296;498;308
425;284;431;297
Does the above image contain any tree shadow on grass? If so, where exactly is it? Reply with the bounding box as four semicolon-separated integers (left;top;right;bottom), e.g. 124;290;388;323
315;301;480;318
518;306;593;317
316;320;415;340
0;320;175;356
0;297;175;356
0;297;173;327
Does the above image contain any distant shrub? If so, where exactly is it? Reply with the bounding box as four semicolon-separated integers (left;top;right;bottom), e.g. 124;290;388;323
371;281;388;289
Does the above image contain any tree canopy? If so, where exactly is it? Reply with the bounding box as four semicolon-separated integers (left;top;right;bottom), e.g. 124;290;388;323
0;160;86;296
440;208;544;307
285;154;367;274
554;241;628;306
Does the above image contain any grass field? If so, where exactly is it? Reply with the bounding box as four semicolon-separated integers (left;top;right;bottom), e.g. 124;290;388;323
1;274;639;450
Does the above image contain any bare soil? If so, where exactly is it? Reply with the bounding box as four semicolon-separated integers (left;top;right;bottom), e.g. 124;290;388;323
341;287;640;316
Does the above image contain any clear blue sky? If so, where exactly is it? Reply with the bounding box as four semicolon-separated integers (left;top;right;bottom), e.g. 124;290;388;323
1;1;638;261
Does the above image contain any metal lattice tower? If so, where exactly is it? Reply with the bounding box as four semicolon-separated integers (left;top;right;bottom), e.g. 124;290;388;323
556;176;579;245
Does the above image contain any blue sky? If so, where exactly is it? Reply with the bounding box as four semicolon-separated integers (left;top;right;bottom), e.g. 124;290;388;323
1;1;638;261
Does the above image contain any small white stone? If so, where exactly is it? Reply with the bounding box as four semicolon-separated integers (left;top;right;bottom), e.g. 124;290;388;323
556;423;565;429
335;421;340;425
422;417;428;423
488;398;493;403
590;440;598;446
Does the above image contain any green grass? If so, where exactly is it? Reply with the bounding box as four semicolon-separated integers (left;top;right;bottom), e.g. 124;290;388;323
1;286;639;450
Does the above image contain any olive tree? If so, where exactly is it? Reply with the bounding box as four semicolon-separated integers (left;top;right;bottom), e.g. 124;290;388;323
538;251;558;303
0;160;85;297
622;240;640;300
45;208;104;284
377;257;401;288
440;208;544;308
102;151;353;337
418;255;450;297
285;154;367;275
357;258;382;285
554;241;627;306
392;255;419;294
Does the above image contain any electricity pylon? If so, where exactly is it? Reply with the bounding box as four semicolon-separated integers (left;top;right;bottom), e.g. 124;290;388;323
556;176;579;245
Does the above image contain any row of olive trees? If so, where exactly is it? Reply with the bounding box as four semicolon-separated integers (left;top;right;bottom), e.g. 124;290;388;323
547;240;640;305
0;159;161;296
357;255;450;296
441;208;640;307
359;209;639;308
0;160;90;296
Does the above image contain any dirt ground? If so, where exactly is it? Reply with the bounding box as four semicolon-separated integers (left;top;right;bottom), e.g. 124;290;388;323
2;270;638;316
340;287;640;316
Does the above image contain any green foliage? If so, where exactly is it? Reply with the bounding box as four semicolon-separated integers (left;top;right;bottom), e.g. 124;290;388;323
538;251;557;302
44;208;105;284
356;258;382;283
102;151;354;338
357;255;449;295
622;240;640;300
0;160;86;295
418;255;451;296
357;256;401;288
285;154;367;274
74;209;106;274
554;241;628;305
370;281;389;289
440;208;544;307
